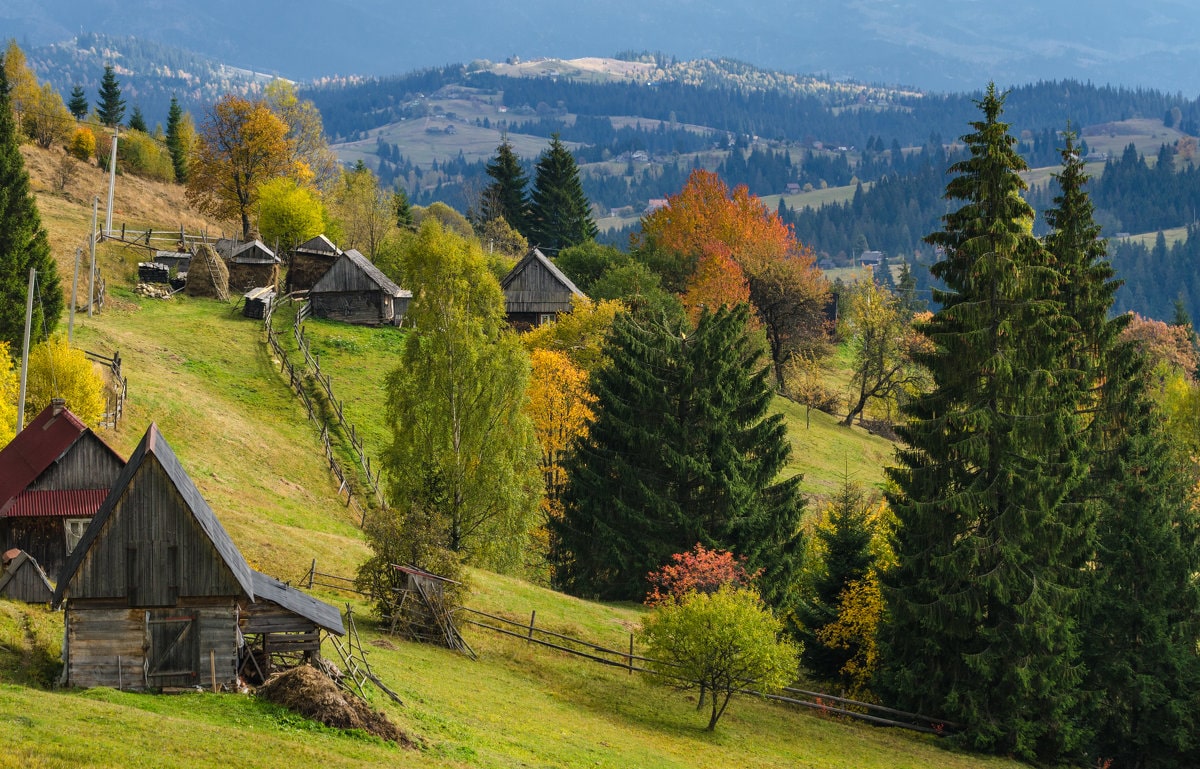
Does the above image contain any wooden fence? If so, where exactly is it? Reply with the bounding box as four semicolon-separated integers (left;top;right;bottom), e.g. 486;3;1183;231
84;349;126;428
290;303;386;507
301;560;959;737
263;298;369;524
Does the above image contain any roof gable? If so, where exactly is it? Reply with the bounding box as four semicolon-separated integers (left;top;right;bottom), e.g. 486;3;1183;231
501;248;585;297
53;424;255;607
294;234;342;256
311;250;409;298
0;403;124;510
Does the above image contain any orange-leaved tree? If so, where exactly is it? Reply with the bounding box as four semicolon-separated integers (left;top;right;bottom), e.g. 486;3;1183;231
186;95;292;240
635;168;829;386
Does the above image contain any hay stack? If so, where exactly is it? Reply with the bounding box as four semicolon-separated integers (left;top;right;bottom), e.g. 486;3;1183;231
185;243;230;300
256;665;411;744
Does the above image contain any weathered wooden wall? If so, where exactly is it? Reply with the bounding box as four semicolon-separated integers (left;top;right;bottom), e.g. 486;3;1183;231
3;518;67;583
69;461;243;604
288;254;337;292
504;259;576;314
29;434;123;492
65;603;239;690
0;556;53;603
311;291;389;326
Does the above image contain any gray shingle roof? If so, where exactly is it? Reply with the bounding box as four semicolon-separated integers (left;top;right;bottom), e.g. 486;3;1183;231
500;247;585;296
251;571;345;635
342;249;411;298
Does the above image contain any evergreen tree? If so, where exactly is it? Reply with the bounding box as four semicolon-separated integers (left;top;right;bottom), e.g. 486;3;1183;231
879;85;1087;762
794;477;874;686
95;65;124;127
127;105;147;133
67;85;87;120
482;138;530;237
391;187;413;230
527;134;598;254
1048;130;1200;768
550;304;804;610
0;63;62;354
164;96;187;183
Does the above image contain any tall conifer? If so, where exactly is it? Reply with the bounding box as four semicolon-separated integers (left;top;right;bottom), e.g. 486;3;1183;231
879;85;1086;761
527;134;597;254
95;64;124;127
1049;130;1200;768
165;96;188;183
0;61;61;353
550;304;803;609
482;138;530;237
67;85;88;120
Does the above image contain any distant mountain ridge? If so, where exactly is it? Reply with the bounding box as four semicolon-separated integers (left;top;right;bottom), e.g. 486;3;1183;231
4;0;1200;93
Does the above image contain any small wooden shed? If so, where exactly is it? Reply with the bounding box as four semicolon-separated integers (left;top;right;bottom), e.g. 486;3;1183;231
287;234;343;293
500;248;587;329
53;424;343;691
309;249;411;327
242;286;276;320
0;400;126;583
0;549;53;604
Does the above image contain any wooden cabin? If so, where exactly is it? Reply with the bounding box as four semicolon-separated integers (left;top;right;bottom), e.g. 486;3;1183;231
309;249;411;327
287;234;342;293
53;424;343;691
215;238;280;292
0;549;53;604
0;400;126;583
500;248;586;330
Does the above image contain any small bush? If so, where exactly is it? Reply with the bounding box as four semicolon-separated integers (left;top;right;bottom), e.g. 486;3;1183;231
68;127;95;162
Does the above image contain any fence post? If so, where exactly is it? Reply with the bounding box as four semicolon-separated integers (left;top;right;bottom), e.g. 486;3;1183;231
308;559;316;589
629;634;635;674
528;610;536;642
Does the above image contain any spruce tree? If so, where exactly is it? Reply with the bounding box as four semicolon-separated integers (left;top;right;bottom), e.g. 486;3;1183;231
794;477;874;686
1048;130;1200;768
527;134;597;254
878;85;1087;762
0;63;62;353
67;85;88;120
550;304;804;610
127;105;147;133
164;96;187;183
95;65;124;127
482;138;530;237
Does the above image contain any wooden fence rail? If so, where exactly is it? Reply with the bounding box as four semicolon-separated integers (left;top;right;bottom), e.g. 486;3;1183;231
84;349;126;427
290;301;386;508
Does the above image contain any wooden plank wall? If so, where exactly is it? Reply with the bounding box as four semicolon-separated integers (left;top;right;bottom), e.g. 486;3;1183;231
69;461;243;602
0;560;52;603
30;435;124;491
505;260;574;314
66;604;240;690
311;291;388;326
3;518;67;583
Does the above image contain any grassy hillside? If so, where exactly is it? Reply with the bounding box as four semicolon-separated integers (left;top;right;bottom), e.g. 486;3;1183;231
0;144;1032;769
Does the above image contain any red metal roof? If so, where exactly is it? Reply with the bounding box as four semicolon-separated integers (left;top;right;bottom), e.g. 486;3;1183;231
0;403;123;509
1;488;109;518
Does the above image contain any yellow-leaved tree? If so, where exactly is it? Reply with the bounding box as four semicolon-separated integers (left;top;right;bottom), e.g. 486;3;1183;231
25;336;106;428
0;342;18;447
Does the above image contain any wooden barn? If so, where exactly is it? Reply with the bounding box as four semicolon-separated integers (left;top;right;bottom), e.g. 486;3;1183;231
0;400;126;583
0;549;53;603
287;234;342;293
53;424;343;691
309;249;411;327
500;248;587;329
215;238;280;292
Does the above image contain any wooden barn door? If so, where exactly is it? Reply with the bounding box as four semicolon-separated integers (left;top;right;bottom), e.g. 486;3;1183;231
145;610;199;688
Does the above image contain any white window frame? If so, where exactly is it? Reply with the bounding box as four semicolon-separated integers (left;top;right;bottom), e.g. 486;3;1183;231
64;518;90;556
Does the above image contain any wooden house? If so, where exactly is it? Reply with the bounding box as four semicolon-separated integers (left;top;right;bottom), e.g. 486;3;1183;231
309;249;411;327
0;549;53;603
500;248;586;329
287;234;342;293
52;424;343;691
215;238;280;292
0;400;125;583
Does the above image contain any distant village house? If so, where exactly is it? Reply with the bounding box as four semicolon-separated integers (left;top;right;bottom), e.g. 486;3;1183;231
500;248;587;329
309;249;412;327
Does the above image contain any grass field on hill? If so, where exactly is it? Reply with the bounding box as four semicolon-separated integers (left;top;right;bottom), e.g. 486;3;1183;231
5;144;1032;769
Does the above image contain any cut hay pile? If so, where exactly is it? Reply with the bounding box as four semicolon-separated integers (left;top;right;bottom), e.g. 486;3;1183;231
256;664;412;745
185;243;230;300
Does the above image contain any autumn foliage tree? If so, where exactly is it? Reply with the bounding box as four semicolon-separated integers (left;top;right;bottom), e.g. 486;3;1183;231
635;169;828;386
644;544;759;607
525;348;595;514
186;95;291;240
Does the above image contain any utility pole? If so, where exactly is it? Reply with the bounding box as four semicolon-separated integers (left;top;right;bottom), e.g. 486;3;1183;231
69;247;81;343
16;268;35;433
88;196;98;318
105;127;118;235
